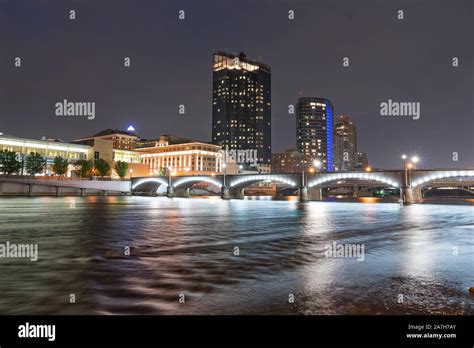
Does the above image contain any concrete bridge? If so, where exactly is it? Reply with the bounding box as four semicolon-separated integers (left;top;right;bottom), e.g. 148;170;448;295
0;177;131;196
131;169;474;204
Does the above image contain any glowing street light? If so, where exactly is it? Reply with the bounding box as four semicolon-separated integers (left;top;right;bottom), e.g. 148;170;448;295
408;156;420;170
365;166;372;172
400;154;409;190
313;159;322;169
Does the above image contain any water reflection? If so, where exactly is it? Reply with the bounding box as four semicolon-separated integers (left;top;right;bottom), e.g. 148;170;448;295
0;197;472;315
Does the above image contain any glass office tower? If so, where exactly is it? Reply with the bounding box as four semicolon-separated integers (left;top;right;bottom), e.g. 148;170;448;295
296;97;334;172
212;52;271;167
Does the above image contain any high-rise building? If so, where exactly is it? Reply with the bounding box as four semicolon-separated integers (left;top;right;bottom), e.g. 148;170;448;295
271;148;312;173
271;149;298;174
212;51;271;167
295;97;334;172
355;151;369;170
334;115;357;172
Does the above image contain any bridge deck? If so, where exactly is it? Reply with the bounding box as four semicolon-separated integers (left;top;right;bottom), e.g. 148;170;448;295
0;177;131;193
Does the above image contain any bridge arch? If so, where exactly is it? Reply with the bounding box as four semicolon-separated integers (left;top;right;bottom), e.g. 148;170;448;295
132;177;168;190
412;170;474;188
229;174;298;189
173;176;222;189
422;186;474;196
308;173;399;188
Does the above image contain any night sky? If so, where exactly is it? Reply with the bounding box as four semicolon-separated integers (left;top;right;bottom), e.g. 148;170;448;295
1;0;472;169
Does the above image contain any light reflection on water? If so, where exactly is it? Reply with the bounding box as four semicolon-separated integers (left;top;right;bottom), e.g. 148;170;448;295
0;196;472;315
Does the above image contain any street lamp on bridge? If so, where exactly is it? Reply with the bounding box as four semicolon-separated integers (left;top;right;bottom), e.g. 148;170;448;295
401;154;408;168
401;154;422;202
411;156;420;169
222;163;227;187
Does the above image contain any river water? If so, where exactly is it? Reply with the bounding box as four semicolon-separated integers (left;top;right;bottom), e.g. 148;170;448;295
0;196;472;315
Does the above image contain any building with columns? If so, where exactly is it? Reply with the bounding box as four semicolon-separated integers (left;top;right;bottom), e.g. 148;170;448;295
136;135;224;176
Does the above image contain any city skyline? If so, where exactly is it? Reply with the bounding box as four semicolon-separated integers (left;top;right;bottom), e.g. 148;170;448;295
0;1;473;341
1;0;472;170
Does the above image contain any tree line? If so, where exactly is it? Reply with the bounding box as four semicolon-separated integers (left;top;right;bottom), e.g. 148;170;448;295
0;150;130;179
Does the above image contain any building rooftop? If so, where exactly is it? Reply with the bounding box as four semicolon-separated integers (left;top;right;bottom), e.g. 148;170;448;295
0;133;90;150
213;51;271;72
92;128;137;137
137;134;218;148
297;97;332;103
74;128;138;142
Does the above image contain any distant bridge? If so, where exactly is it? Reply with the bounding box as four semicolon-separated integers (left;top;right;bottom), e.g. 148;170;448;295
131;169;474;204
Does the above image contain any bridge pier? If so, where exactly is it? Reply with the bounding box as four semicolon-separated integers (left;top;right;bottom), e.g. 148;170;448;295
55;186;61;197
28;184;33;197
221;186;231;200
166;186;174;198
352;186;359;198
102;190;107;196
79;188;85;197
299;186;308;203
0;181;3;196
402;186;417;204
401;186;423;204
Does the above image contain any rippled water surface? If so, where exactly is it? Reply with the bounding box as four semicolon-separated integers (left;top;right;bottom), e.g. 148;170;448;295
0;196;473;315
